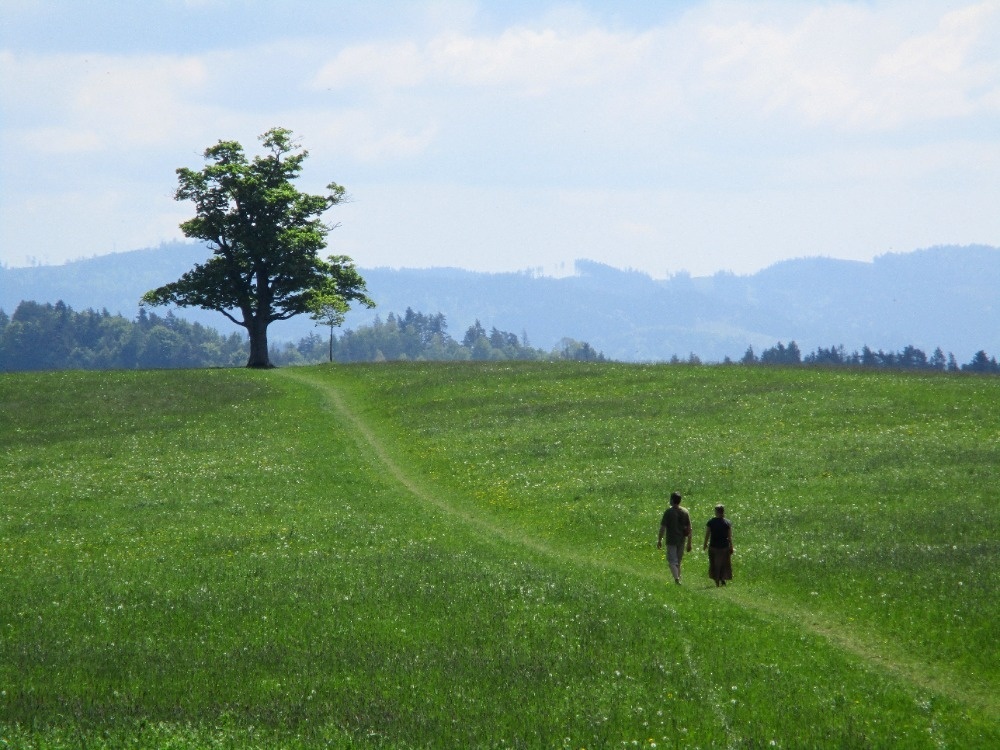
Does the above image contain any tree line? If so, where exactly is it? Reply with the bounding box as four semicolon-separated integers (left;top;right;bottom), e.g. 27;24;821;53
271;308;605;365
736;341;1000;373
0;301;605;372
5;300;999;373
0;301;247;371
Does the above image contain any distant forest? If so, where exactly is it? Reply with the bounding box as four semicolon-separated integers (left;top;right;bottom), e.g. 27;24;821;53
0;301;248;371
0;301;605;372
734;341;1000;372
2;299;999;374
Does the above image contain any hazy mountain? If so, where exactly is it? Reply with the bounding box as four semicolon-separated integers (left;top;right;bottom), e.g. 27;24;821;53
2;243;997;362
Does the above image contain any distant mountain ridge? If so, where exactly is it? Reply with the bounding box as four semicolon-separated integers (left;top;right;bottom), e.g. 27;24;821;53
2;243;998;362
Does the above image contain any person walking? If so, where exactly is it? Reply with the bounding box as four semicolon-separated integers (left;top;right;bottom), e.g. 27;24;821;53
703;504;733;587
657;492;692;584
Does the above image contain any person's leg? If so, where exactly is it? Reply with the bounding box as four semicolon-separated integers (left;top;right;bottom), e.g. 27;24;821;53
667;545;681;583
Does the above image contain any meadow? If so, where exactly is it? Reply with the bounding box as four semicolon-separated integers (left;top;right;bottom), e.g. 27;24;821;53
0;362;997;748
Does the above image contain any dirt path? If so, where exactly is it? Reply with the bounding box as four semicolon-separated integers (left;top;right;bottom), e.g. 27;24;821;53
281;368;998;722
283;369;562;559
722;588;997;718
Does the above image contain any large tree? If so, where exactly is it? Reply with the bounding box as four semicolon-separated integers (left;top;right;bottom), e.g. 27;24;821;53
142;127;373;368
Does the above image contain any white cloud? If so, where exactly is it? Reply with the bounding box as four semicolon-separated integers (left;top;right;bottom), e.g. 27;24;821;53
70;55;210;147
307;1;1000;150
427;26;653;94
2;51;213;154
312;25;658;96
695;0;1000;130
870;1;1000;124
2;1;1000;273
312;42;428;90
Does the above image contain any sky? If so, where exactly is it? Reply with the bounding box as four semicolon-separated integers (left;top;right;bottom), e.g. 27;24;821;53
2;0;999;278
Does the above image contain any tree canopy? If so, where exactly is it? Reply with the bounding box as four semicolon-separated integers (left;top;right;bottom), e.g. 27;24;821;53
142;127;373;367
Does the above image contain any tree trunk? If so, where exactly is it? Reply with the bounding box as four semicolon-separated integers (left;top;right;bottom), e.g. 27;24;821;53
246;317;272;368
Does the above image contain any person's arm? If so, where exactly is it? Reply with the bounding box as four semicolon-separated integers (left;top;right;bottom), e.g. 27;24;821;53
686;522;692;551
727;524;733;553
656;524;665;549
703;525;710;550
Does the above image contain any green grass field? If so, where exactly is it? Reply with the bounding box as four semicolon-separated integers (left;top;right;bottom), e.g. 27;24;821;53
1;362;997;748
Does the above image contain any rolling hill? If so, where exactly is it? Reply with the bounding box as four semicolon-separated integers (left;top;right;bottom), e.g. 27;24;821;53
2;362;997;747
2;243;998;362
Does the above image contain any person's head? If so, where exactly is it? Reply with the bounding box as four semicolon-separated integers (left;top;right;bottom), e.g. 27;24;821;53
670;492;682;506
715;503;725;516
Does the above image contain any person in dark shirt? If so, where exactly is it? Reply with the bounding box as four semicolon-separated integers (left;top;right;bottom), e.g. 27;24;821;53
657;492;692;584
703;504;733;587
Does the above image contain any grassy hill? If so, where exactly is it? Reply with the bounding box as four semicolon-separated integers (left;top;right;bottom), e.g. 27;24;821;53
1;363;997;748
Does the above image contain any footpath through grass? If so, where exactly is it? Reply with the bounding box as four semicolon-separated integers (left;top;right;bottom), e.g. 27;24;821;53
1;363;997;748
